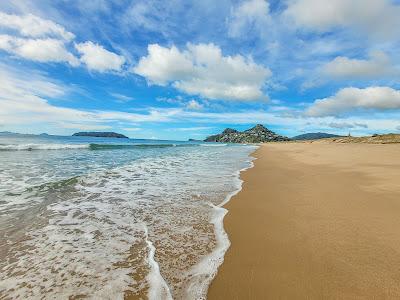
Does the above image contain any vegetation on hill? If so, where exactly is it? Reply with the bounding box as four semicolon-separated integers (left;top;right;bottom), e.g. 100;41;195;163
324;134;400;144
72;132;128;138
204;124;290;143
292;132;343;140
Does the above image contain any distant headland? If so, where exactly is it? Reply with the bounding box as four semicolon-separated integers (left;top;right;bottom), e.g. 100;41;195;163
291;132;343;140
72;132;128;138
204;124;290;143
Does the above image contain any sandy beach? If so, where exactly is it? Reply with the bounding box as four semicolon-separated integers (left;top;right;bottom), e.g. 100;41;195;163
208;142;400;299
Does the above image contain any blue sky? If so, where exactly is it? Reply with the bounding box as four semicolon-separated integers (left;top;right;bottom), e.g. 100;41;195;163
0;0;400;140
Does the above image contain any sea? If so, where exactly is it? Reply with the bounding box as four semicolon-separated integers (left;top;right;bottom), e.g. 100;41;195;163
0;133;257;299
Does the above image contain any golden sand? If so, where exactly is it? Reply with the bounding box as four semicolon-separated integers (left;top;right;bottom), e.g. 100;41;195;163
208;142;400;299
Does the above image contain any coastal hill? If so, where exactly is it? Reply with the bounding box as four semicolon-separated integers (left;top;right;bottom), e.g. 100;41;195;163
204;124;290;143
292;132;343;140
320;133;400;144
72;132;128;138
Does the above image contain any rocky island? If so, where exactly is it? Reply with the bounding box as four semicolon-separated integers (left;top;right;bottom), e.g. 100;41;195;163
72;132;128;138
204;124;290;143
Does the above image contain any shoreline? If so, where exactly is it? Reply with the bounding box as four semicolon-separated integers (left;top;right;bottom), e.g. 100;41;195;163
180;147;258;299
208;142;400;299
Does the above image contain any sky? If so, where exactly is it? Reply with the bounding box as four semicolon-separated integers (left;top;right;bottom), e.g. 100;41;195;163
0;0;400;140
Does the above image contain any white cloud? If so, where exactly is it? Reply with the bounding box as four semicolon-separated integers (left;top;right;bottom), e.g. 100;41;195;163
156;96;184;105
285;0;400;40
0;12;74;40
328;122;367;129
0;65;92;126
186;100;203;110
355;123;368;129
109;92;134;102
329;122;353;129
2;63;400;136
134;44;194;84
228;0;270;37
322;51;397;79
122;2;161;33
1;94;89;127
0;64;177;132
75;41;126;72
168;126;214;132
134;43;271;101
73;0;111;14
0;34;79;65
306;87;400;117
93;109;181;124
0;12;127;72
60;123;112;130
122;127;141;131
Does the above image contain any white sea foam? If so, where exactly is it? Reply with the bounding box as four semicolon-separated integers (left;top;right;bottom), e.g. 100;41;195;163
199;143;227;147
182;154;257;299
0;143;89;151
145;228;173;300
0;143;258;299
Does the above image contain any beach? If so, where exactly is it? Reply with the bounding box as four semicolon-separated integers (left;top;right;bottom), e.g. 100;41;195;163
208;142;400;299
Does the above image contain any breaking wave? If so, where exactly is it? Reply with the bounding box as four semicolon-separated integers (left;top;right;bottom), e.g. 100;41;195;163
0;143;89;151
0;143;199;151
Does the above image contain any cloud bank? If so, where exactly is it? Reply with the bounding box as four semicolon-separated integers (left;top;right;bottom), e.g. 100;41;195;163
228;0;270;37
306;87;400;117
0;12;125;72
322;51;396;79
134;43;271;101
0;12;75;40
75;41;125;72
0;35;79;65
285;0;400;40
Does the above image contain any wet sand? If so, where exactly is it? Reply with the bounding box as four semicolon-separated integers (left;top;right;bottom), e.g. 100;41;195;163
208;142;400;299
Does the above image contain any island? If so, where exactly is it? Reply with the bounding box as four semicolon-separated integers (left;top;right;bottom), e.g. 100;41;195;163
204;124;290;143
72;132;128;138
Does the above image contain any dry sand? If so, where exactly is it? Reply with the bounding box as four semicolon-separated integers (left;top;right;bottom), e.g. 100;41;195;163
208;142;400;299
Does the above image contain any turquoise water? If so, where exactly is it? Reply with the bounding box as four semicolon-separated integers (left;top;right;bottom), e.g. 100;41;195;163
0;134;257;299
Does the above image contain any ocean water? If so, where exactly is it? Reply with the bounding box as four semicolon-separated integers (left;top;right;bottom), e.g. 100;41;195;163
0;134;257;299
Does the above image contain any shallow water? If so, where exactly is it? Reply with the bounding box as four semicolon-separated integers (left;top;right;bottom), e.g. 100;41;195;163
0;134;256;299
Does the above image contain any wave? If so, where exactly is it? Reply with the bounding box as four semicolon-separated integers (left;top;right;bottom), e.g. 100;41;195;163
182;153;257;299
0;142;257;298
88;143;185;150
26;176;81;194
0;143;90;151
199;143;227;147
0;143;199;151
